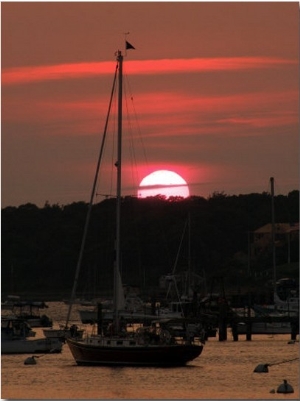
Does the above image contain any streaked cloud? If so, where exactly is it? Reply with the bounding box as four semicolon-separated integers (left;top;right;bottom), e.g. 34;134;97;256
3;88;296;139
2;57;297;86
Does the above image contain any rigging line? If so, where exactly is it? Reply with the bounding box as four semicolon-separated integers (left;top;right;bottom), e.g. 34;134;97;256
172;218;189;275
166;218;188;300
120;73;140;196
123;76;150;287
273;179;293;223
65;62;119;327
269;357;299;367
124;73;149;170
123;73;175;272
97;76;118;200
109;80;118;198
267;177;292;224
124;82;140;193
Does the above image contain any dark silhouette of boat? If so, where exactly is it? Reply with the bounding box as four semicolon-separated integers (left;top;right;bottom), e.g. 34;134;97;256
66;45;204;366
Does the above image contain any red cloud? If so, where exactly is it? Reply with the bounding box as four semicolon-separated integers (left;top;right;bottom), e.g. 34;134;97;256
2;57;296;85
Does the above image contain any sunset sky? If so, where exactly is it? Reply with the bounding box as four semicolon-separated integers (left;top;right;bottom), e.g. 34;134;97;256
1;1;299;207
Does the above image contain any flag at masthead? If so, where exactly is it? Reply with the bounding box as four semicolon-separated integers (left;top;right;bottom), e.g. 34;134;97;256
126;41;135;50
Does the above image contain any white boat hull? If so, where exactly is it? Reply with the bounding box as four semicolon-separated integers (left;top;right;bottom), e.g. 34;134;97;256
43;327;84;340
237;321;291;335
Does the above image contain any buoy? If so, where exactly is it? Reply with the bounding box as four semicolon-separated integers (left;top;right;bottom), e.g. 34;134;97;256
24;356;37;365
253;363;269;373
276;379;294;394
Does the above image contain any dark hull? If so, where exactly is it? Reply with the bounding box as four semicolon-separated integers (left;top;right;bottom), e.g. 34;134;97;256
67;338;203;366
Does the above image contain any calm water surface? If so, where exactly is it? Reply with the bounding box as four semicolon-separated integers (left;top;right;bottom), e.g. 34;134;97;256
1;302;299;399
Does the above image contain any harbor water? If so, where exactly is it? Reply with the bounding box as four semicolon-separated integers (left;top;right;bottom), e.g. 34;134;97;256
1;302;299;399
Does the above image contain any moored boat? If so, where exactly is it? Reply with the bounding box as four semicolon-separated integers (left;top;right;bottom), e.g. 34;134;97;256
67;318;203;366
2;337;63;355
1;295;21;311
10;301;53;327
236;321;292;335
67;337;202;367
66;45;204;366
1;317;62;354
43;324;84;342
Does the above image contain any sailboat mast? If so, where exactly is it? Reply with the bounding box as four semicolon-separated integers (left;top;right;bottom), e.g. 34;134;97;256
270;177;276;296
114;51;123;328
188;212;191;295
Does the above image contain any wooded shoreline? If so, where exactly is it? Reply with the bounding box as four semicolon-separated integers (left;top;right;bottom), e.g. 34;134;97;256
2;191;299;300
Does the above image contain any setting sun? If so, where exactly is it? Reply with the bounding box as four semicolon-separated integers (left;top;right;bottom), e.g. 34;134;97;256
137;170;190;199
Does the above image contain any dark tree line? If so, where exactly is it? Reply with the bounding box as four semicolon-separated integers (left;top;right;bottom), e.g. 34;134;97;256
1;190;299;300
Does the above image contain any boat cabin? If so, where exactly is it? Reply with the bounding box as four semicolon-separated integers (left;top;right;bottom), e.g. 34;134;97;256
1;317;35;340
12;301;53;327
87;336;138;347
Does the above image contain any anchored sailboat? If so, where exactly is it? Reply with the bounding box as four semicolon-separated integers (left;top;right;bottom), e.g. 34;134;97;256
270;177;299;316
66;49;204;366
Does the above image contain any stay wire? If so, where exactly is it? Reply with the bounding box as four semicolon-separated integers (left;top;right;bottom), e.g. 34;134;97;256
124;73;149;189
124;73;175;272
65;62;118;327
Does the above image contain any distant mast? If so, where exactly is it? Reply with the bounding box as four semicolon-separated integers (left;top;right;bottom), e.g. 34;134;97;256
270;177;276;297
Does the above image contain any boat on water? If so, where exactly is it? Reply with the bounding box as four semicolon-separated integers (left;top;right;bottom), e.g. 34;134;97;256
269;179;299;315
67;318;203;366
63;297;102;306
66;46;204;366
236;320;292;335
78;307;157;325
1;317;63;354
78;295;150;324
9;301;53;327
234;307;293;335
250;179;299;319
255;287;299;318
43;324;84;342
1;295;21;311
273;278;299;316
235;181;299;337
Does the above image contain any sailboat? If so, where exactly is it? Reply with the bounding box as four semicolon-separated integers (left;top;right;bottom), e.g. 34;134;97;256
270;177;299;316
241;177;299;335
66;48;204;366
157;214;205;319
